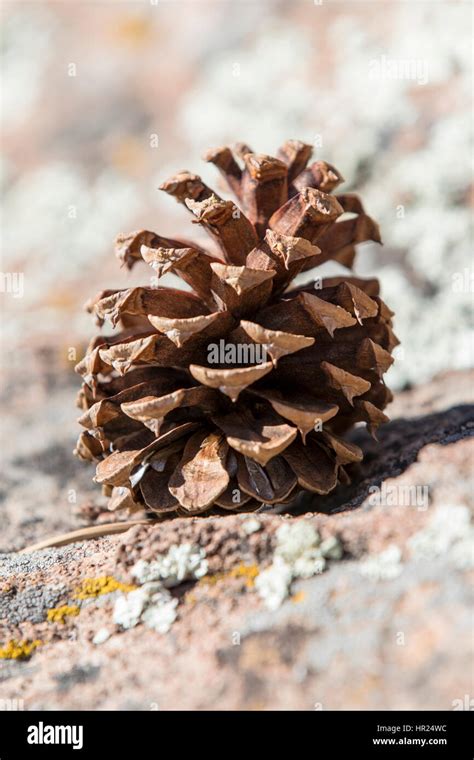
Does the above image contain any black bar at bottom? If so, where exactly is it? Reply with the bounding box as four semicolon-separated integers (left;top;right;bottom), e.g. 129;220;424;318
0;710;472;757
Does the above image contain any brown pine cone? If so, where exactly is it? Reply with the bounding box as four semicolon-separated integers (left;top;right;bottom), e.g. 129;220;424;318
74;140;398;517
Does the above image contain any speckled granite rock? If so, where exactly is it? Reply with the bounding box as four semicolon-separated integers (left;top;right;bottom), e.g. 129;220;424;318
0;370;472;710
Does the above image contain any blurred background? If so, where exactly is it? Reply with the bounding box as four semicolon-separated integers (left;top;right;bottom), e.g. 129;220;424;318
0;0;472;548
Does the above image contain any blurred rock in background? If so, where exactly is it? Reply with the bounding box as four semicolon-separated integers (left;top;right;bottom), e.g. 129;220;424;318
0;0;472;545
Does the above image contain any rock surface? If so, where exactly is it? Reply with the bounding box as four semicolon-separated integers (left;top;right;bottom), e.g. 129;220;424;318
0;370;472;710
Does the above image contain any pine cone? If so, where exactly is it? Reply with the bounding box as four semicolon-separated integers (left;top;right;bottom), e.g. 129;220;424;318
75;140;398;517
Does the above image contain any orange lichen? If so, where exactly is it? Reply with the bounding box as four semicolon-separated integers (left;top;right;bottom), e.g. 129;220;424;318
200;563;260;590
228;563;260;589
73;576;136;600
291;590;306;604
184;591;197;606
0;639;42;660
47;605;80;624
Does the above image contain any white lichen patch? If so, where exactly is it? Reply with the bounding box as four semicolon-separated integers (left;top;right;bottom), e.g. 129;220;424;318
113;544;207;635
320;535;344;561
275;522;321;563
450;538;474;571
141;596;179;634
113;585;154;630
359;545;403;581
92;627;111;645
293;552;326;580
255;557;293;612
241;517;262;535
358;506;473;582
255;522;343;609
131;544;208;588
408;505;473;569
113;582;177;634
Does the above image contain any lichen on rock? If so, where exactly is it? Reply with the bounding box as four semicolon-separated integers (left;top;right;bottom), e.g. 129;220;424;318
113;582;177;634
408;505;473;568
47;605;80;624
255;521;343;609
0;639;42;660
131;544;208;587
74;576;136;600
359;545;403;581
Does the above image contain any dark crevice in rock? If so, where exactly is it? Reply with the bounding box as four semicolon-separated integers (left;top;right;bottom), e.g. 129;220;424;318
293;404;474;515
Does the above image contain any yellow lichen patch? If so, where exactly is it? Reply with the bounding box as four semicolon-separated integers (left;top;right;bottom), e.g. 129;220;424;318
229;563;260;589
47;605;80;624
73;576;136;600
200;564;260;590
110;16;151;46
0;639;42;660
184;591;197;606
199;574;220;588
291;590;306;604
